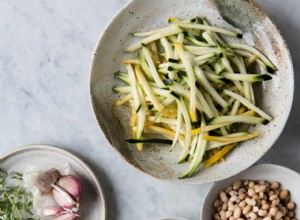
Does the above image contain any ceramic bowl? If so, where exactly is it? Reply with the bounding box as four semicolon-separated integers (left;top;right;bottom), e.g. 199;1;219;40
201;164;300;220
1;145;107;220
90;0;293;183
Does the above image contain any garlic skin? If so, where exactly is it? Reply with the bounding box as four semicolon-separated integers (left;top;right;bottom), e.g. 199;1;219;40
52;213;79;220
56;176;81;202
35;169;61;193
42;206;67;216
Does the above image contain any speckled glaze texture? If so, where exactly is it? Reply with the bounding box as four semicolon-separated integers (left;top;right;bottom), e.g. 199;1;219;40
90;0;293;184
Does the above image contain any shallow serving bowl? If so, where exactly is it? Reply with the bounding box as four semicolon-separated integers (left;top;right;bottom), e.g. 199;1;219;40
201;164;300;220
90;0;293;184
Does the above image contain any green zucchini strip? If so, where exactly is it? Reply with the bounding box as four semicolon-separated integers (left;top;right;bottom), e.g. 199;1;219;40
176;97;192;163
142;46;165;87
179;115;208;178
183;45;220;55
137;51;154;81
137;86;146;138
126;25;182;52
169;20;242;38
194;65;228;110
172;105;183;150
209;115;268;125
126;64;141;112
112;86;131;93
221;73;272;82
126;138;173;144
228;43;277;72
224;89;273;121
135;65;164;111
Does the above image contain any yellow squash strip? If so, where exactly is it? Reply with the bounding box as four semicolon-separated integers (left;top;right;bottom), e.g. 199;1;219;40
145;125;185;140
136;143;143;152
115;93;133;106
202;131;259;142
123;59;140;64
191;122;230;135
212;149;225;163
130;109;137;127
237;107;247;115
204;143;237;168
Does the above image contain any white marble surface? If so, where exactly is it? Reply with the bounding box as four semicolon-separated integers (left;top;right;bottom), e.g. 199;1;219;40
0;0;299;219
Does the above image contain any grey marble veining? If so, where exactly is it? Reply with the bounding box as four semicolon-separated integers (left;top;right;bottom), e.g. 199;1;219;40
0;1;299;220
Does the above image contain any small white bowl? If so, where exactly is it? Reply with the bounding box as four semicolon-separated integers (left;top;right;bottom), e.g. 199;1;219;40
201;164;300;220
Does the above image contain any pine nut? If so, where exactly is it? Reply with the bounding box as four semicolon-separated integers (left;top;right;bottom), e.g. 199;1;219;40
271;182;280;190
279;190;289;200
287;202;295;210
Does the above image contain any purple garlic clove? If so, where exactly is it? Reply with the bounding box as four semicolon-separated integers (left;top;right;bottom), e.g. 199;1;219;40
56;175;81;202
52;184;78;211
52;213;79;220
42;206;67;216
35;169;61;193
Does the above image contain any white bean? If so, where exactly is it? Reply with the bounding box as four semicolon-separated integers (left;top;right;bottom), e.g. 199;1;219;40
258;209;268;217
226;210;233;218
252;206;259;212
248;188;256;197
222;202;228;211
233;207;241;218
242;205;252;215
233;181;242;190
275;211;283;220
248;211;257;219
220;191;229;203
270;207;278;216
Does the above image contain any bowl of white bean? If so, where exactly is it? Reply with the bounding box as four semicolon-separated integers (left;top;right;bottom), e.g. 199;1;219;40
201;164;299;220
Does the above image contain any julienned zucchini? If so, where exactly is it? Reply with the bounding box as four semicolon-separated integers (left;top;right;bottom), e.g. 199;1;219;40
126;138;173;144
114;16;276;179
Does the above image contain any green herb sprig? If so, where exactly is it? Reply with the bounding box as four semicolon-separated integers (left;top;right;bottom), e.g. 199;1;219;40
0;169;39;220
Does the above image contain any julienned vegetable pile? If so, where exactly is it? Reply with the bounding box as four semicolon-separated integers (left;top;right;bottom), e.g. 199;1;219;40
113;17;276;179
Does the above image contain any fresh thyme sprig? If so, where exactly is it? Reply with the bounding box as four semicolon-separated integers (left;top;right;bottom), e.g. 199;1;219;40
0;169;39;220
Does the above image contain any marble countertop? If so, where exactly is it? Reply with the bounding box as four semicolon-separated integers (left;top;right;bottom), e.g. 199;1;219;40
0;0;299;219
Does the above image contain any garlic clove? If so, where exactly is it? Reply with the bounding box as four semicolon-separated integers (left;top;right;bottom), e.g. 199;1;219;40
56;175;81;202
52;213;79;220
52;184;78;211
42;206;67;216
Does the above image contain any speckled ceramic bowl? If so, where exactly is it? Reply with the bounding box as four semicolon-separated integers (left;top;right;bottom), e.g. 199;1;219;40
90;0;293;184
201;164;300;220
